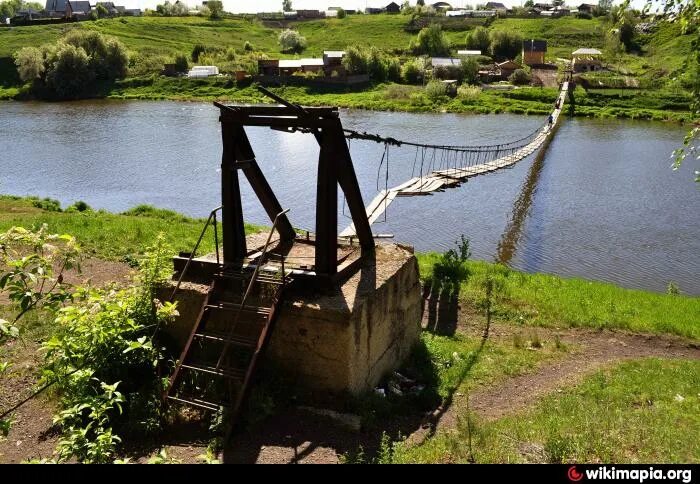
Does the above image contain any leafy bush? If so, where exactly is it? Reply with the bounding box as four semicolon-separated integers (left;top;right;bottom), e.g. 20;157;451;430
342;45;368;75
425;79;448;101
278;29;307;53
243;40;253;51
191;44;206;62
460;57;479;85
174;54;188;74
366;47;388;82
465;26;490;53
207;0;223;19
489;30;522;60
387;57;402;82
14;31;128;99
121;204;192;222
458;84;481;101
402;58;425;84
411;24;450;56
30;196;62;212
337;7;346;18
384;84;418;99
42;236;178;463
66;200;92;212
509;68;531;85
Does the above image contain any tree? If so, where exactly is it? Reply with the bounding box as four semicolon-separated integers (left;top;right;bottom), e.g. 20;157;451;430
412;23;450;56
278;29;307;53
402;58;425;84
342;45;368;75
14;46;44;82
417;0;425;5
45;44;93;99
96;3;108;17
597;0;612;12
466;26;490;52
524;0;534;7
366;47;388;81
489;30;522;60
207;0;223;19
174;54;188;73
509;68;531;85
460;57;479;85
337;7;346;18
282;0;292;12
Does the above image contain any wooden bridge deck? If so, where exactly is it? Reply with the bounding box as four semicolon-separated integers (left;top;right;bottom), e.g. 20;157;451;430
340;82;568;237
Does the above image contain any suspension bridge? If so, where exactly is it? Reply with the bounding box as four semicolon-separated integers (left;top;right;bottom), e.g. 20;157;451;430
340;81;569;237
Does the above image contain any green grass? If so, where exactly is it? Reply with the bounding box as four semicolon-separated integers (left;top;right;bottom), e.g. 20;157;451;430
393;358;700;463
0;195;261;261
417;255;700;340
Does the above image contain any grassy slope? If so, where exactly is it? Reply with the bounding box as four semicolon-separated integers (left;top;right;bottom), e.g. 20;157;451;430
0;195;260;261
394;358;700;463
417;255;700;340
1;195;697;339
0;16;694;121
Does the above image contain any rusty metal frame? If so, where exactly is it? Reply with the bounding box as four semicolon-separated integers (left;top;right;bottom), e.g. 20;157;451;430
214;102;373;278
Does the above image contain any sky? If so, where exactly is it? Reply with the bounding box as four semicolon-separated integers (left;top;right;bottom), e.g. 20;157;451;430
117;0;650;16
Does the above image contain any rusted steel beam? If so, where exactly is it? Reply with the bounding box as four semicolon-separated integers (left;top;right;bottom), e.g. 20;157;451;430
315;129;338;276
221;122;247;264
219;113;338;130
215;102;338;117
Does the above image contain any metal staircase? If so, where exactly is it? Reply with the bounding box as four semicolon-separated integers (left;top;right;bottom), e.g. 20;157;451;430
164;208;290;434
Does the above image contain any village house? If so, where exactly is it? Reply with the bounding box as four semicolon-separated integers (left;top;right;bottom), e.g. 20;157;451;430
485;2;507;13
432;2;452;10
45;0;92;18
385;2;401;13
522;39;547;66
365;7;383;14
296;9;323;18
572;47;602;72
258;51;347;77
578;3;596;14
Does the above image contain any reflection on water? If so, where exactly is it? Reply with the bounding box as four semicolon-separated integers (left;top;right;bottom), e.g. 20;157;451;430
0;100;698;295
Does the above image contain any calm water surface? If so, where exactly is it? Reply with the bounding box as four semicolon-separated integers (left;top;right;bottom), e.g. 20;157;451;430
1;100;698;294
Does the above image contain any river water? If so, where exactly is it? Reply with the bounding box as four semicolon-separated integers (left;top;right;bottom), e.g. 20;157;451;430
1;100;698;294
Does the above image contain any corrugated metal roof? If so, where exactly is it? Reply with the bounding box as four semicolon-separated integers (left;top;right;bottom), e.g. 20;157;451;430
457;50;482;55
431;57;463;67
572;48;602;56
323;51;346;58
279;58;325;68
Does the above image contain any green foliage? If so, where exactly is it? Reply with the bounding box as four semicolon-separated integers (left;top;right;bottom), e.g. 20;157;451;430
458;84;481;100
342;45;368;75
14;30;129;99
366;47;388;82
66;200;92;213
282;0;292;12
387;57;402;82
191;44;206;62
412;23;450;56
489;30;522;59
155;0;189;17
173;53;188;73
243;40;253;52
509;68;531;85
30;197;62;212
402;58;425;84
461;56;479;84
465;26;490;52
425;79;448;101
278;29;307;53
337;8;346;19
206;0;223;20
147;448;183;464
41;235;178;462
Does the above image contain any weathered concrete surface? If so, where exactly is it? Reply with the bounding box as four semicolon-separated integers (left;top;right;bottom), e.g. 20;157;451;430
161;243;422;395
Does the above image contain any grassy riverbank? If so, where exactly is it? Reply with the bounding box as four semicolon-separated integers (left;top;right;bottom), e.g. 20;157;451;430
1;194;698;464
1;195;698;338
0;16;695;122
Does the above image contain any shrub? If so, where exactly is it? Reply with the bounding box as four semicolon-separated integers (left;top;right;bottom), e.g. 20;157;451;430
411;24;449;56
387;57;402;82
207;0;223;19
460;56;479;85
174;54;188;73
489;30;522;60
244;40;253;51
66;200;92;212
42;236;178;463
384;84;417;99
425;79;447;101
342;45;368;75
191;44;206;62
402;58;425;84
29;197;62;211
366;47;388;82
15;31;128;99
278;29;307;53
337;7;346;18
458;84;481;101
465;26;490;53
509;68;531;85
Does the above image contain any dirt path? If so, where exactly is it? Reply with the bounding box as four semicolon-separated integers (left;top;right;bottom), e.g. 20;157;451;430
434;325;700;433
